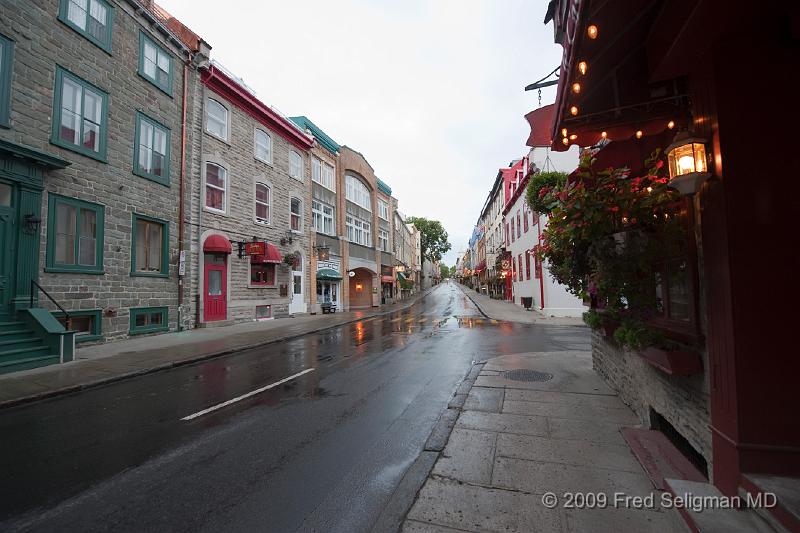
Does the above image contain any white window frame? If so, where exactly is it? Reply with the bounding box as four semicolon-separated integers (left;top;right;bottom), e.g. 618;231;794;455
290;196;303;233
312;157;322;184
312;199;335;236
378;229;389;252
254;181;271;225
378;199;389;221
203;161;227;215
322;162;336;191
346;174;371;211
205;97;229;142
289;150;303;180
254;128;272;164
346;214;371;247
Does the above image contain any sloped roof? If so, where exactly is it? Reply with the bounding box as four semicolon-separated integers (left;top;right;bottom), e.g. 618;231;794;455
289;116;340;156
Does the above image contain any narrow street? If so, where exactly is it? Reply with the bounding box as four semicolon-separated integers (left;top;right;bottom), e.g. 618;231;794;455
0;282;589;532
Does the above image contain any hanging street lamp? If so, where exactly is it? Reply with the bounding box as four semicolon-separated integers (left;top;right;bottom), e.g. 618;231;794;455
665;130;712;195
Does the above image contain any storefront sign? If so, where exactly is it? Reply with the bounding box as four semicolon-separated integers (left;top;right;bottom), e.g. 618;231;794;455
317;258;341;272
245;241;266;256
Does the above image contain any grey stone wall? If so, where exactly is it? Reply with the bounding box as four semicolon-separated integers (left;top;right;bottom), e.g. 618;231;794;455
0;0;195;342
185;83;312;324
591;330;712;474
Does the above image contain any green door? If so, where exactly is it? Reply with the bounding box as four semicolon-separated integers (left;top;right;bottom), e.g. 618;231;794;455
0;182;15;319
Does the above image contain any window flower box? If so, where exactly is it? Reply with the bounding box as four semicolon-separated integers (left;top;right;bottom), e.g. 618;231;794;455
638;346;702;375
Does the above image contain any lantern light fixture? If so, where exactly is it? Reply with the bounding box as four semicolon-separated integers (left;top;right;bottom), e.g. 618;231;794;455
587;25;598;39
571;82;581;94
667;120;675;129
561;137;569;145
561;127;568;137
570;105;578;116
601;131;608;139
569;134;577;141
665;130;711;195
635;130;643;139
578;61;587;75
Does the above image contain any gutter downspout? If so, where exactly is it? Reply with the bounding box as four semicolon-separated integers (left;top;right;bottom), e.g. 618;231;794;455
177;56;190;329
536;213;545;311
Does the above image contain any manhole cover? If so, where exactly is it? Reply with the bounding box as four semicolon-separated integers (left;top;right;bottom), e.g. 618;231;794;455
501;369;553;382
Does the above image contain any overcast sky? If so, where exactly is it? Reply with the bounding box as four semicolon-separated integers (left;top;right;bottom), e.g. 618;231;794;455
159;0;564;267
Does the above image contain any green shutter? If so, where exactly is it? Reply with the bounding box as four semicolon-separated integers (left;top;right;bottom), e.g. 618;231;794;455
133;111;171;186
45;194;105;274
50;66;109;162
0;33;14;128
130;213;170;277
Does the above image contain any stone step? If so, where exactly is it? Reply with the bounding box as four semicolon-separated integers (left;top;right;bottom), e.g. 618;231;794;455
741;474;800;533
665;478;779;532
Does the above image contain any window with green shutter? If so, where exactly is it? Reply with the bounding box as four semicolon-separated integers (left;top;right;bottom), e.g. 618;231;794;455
50;67;108;161
58;0;114;53
134;112;171;185
46;194;105;274
131;213;169;277
0;33;14;128
138;31;173;95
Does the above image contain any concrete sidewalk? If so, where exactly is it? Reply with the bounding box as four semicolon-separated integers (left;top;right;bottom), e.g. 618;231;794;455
401;351;685;533
0;289;434;410
460;286;586;327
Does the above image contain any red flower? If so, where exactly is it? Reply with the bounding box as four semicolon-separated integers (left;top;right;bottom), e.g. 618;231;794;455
655;160;664;169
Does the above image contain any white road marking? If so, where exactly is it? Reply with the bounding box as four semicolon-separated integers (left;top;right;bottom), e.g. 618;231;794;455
181;368;316;421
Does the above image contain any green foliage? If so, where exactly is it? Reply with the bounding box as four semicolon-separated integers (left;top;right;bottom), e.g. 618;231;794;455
535;149;685;311
406;217;452;262
526;171;568;215
612;320;680;351
582;309;602;329
440;264;451;278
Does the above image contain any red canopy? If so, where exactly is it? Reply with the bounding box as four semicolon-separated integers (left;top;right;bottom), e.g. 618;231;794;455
203;234;232;253
250;242;282;263
381;275;394;283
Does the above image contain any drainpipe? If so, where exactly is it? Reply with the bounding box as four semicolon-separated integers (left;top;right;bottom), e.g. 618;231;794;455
177;56;191;329
536;213;545;311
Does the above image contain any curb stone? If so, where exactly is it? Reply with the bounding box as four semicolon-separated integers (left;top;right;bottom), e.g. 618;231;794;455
371;360;486;533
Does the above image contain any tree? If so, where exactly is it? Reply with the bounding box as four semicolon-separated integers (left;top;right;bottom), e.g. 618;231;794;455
406;217;451;262
440;263;450;279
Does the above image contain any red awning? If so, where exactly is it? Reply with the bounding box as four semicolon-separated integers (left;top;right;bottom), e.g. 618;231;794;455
568;129;674;181
381;275;394;283
251;242;282;263
203;234;232;253
525;104;555;148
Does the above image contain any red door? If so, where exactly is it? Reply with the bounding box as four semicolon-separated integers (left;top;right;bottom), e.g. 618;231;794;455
204;253;227;322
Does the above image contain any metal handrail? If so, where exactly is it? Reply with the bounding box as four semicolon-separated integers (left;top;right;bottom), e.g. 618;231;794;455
30;280;71;329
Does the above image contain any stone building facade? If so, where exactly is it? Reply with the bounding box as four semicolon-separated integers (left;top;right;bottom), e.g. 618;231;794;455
0;0;207;370
186;63;314;326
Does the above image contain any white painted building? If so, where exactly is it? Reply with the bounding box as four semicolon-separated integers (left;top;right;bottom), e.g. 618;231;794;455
502;147;585;317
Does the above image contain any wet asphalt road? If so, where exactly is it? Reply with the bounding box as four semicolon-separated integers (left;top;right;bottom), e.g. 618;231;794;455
0;282;589;532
